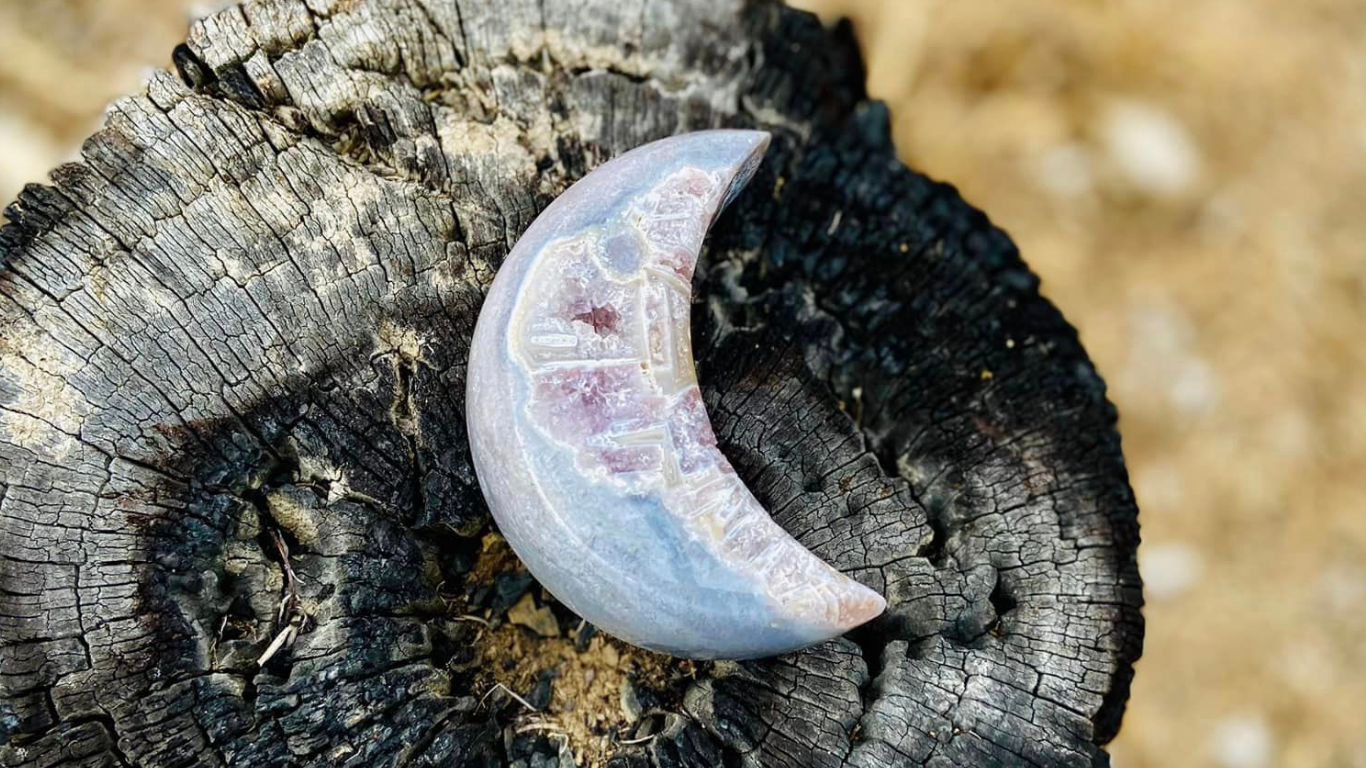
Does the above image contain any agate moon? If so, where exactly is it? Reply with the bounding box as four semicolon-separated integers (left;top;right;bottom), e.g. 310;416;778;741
466;131;886;659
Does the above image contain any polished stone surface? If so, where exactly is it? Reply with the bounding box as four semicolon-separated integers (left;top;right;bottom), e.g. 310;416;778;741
467;131;885;659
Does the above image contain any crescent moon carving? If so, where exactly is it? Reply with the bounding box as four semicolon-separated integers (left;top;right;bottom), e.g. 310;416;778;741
466;131;886;659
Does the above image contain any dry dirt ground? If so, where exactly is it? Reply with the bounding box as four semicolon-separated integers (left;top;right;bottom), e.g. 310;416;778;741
2;1;1364;767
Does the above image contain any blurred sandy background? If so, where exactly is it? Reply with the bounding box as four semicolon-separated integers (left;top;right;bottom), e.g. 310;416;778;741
2;1;1364;766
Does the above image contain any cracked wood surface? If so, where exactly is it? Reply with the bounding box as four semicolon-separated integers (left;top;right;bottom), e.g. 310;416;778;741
0;1;1143;766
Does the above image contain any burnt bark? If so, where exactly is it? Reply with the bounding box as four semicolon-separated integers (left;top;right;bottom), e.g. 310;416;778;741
0;1;1143;766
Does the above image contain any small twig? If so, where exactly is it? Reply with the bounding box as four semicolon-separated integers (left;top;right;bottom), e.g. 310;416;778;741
516;720;571;754
618;708;685;747
478;682;539;712
256;623;298;666
515;721;567;736
453;614;491;627
270;529;301;616
210;615;228;666
618;734;658;746
258;528;310;667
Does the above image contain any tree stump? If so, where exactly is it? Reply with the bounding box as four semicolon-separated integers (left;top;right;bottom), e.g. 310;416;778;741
0;1;1143;766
